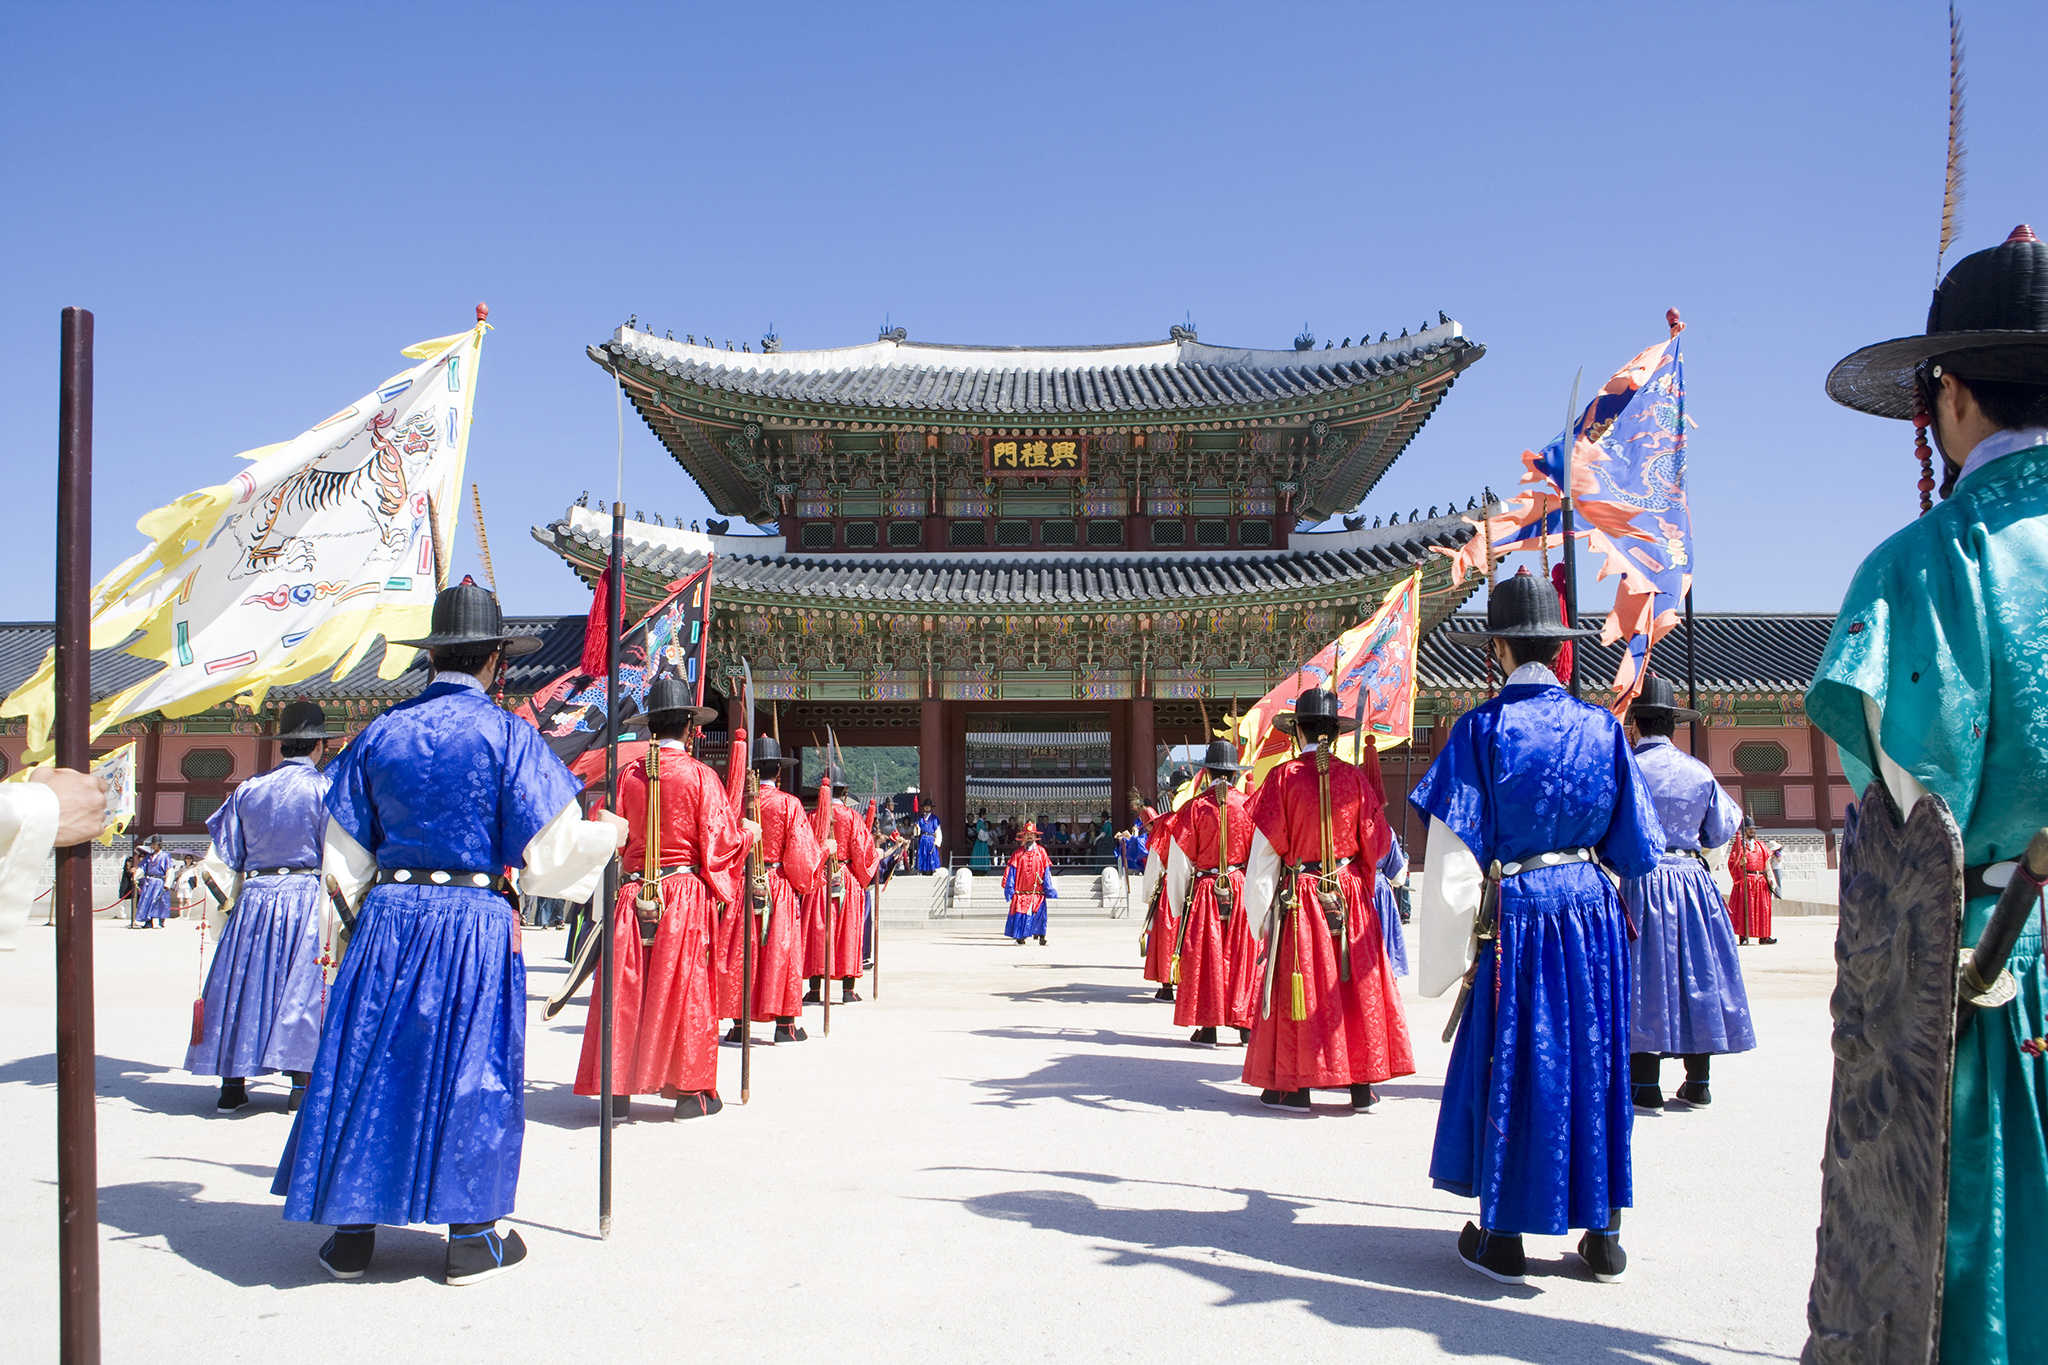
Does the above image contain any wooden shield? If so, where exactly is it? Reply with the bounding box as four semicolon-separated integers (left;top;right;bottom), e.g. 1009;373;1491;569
1802;782;1963;1365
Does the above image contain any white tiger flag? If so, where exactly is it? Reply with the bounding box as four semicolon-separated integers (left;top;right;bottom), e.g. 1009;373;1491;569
2;316;490;756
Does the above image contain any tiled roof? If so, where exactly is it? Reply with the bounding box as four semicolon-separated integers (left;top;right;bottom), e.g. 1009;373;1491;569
0;625;166;704
535;507;1479;612
596;323;1481;420
0;618;588;712
1419;613;1840;694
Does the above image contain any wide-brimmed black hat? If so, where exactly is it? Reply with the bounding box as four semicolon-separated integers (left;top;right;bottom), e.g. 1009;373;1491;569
643;675;717;726
1628;673;1702;723
1273;685;1361;736
1827;225;2048;419
392;577;542;657
1197;738;1245;775
1450;567;1600;642
751;735;797;771
274;700;338;741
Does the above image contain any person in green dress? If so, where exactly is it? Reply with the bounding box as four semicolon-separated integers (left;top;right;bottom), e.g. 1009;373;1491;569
1809;223;2048;1365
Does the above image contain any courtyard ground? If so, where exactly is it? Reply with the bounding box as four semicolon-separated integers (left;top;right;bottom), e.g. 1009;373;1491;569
2;907;1830;1363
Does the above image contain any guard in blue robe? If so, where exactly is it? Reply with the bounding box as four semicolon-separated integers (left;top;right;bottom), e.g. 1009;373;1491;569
1617;677;1754;1112
915;808;944;874
1411;570;1664;1286
135;837;171;925
273;582;621;1287
185;701;337;1115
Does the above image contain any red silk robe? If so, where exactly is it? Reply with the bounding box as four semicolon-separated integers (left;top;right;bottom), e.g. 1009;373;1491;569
1726;833;1774;939
1142;807;1181;983
743;781;825;1021
1240;748;1414;1091
1170;786;1258;1031
801;800;879;980
575;744;745;1098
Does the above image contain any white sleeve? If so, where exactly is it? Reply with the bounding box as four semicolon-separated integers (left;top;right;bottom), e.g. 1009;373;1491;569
1416;816;1486;999
1243;827;1282;938
1164;838;1194;919
934;825;943;848
0;784;60;952
1862;693;1930;813
322;816;377;906
518;800;619;903
1139;847;1165;913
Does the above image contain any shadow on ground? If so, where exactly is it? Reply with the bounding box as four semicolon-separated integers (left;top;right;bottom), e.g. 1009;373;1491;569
950;1172;1792;1363
96;1180;449;1288
0;1052;293;1119
967;1047;1248;1112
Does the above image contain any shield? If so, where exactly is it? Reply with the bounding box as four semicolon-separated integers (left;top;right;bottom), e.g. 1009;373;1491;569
1802;782;1963;1365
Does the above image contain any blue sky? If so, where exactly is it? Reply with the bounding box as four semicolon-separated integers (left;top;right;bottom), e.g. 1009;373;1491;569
4;1;2045;622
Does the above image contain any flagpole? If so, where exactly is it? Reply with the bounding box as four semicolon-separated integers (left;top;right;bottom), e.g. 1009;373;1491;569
599;505;623;1238
1560;368;1584;698
54;306;101;1365
1685;589;1699;757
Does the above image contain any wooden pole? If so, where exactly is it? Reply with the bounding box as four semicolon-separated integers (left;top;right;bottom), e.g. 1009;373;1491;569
1685;589;1700;758
1561;369;1584;698
599;507;623;1236
55;306;101;1365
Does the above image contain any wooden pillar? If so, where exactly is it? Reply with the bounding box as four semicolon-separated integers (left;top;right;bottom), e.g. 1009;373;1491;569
1809;718;1838;868
946;702;968;856
1130;696;1155;804
1108;700;1129;828
139;720;162;837
920;698;945;839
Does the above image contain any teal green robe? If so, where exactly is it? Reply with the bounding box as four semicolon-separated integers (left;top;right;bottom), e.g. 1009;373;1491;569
1808;440;2048;1365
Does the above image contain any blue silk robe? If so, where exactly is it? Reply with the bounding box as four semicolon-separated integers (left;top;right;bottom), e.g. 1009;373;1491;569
273;676;582;1228
1411;677;1664;1235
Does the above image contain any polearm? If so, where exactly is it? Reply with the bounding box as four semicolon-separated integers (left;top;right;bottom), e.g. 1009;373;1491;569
870;762;882;1002
599;505;624;1238
1560;367;1584;699
814;755;836;1038
55;307;101;1365
727;726;752;1102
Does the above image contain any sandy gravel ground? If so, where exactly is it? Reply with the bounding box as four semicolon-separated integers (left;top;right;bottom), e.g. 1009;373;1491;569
2;907;1834;1363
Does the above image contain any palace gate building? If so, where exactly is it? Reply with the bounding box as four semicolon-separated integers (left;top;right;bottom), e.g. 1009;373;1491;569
535;320;1490;841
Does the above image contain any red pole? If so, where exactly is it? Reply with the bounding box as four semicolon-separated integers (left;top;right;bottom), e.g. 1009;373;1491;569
55;306;101;1364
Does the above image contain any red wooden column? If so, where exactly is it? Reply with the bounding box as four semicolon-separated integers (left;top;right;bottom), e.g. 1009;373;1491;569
1808;718;1838;868
1130;696;1155;804
1108;701;1129;827
920;697;945;836
946;702;968;856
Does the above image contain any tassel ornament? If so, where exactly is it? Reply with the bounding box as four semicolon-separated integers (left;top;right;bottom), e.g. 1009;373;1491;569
1914;412;1936;515
1290;972;1307;1022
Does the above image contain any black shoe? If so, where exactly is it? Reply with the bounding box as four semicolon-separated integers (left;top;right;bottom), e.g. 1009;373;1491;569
446;1226;527;1286
1190;1027;1218;1047
802;988;823;1004
723;1024;745;1045
287;1085;307;1114
1458;1222;1527;1285
841;989;862;1003
318;1226;375;1280
674;1093;724;1121
1672;1080;1712;1107
216;1079;248;1114
1012;938;1024;947
1258;1089;1282;1107
1154;985;1176;1002
1759;937;1778;945
1577;1230;1627;1283
1632;1084;1665;1113
1234;1028;1251;1046
1279;1088;1311;1114
1350;1084;1379;1113
773;1023;809;1043
609;1095;630;1120
1036;935;1047;945
1738;936;1750;945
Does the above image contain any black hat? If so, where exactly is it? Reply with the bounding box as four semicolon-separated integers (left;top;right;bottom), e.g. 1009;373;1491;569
1828;225;2048;419
1197;738;1245;775
392;577;542;658
1273;685;1361;737
826;764;848;793
1627;673;1702;723
643;675;717;726
750;735;796;772
274;700;338;741
1452;567;1599;642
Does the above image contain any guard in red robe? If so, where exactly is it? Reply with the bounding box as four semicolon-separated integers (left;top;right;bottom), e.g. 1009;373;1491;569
574;679;745;1119
1725;821;1777;944
1004;824;1054;943
1239;686;1414;1114
727;737;824;1044
1165;741;1258;1045
802;765;879;1005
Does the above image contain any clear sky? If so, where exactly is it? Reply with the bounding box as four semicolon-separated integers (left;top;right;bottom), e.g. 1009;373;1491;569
4;1;2045;623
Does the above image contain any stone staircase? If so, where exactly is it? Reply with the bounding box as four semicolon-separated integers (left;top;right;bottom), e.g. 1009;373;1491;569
876;866;1133;921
